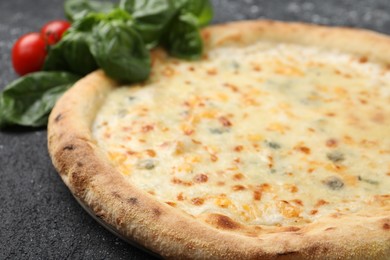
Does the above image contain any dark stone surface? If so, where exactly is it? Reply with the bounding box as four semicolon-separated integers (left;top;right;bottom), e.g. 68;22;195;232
0;0;389;259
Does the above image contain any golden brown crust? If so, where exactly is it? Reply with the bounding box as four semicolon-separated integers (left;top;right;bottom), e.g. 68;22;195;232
48;20;390;259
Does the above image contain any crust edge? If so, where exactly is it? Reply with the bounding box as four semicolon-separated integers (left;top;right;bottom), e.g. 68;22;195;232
48;20;390;259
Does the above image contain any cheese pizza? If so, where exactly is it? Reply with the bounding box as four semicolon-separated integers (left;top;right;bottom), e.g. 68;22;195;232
48;20;390;259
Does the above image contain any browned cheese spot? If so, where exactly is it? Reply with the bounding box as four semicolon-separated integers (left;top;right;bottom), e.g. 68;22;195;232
288;185;299;193
330;213;342;218
326;138;338;148
234;145;244;152
292;199;303;206
253;189;262;201
207;68;217;75
251;62;262;72
233;173;244;181
359;56;368;63
214;214;240;230
219;116;232;127
177;192;184;201
232;185;246;191
315;199;329;208
325;112;336;117
210;154;218;162
194;174;208;183
223;82;239;92
191;197;205;206
166;201;176;207
171;177;193;186
253;183;270;201
295;145;311;154
146;149;156;157
142;124;154;133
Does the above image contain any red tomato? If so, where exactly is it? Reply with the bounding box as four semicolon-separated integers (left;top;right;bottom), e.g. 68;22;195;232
12;32;47;76
40;20;71;45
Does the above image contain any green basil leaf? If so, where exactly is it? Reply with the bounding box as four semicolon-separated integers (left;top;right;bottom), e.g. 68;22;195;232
0;72;80;128
64;0;116;22
119;0;176;22
131;22;163;49
89;20;151;83
163;12;203;60
104;8;134;22
43;17;99;76
181;0;213;27
119;0;178;48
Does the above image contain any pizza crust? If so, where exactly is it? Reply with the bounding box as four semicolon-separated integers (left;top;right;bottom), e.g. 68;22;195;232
48;20;390;259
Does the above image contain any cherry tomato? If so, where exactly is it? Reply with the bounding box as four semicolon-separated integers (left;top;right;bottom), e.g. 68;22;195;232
12;32;47;76
40;20;71;45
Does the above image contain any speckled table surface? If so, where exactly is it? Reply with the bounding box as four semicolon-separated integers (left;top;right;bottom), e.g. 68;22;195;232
1;0;389;259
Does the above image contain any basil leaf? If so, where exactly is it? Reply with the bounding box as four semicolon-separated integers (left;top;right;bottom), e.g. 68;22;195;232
181;0;213;27
119;0;178;49
163;12;203;60
104;7;134;22
90;20;151;83
0;72;80;128
43;16;100;76
64;0;116;22
120;0;173;20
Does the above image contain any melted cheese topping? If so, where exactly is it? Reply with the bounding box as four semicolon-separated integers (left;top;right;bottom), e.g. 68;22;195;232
93;42;390;226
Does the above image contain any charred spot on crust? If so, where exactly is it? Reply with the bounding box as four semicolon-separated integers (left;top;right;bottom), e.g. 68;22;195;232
214;214;239;230
111;192;121;199
306;243;330;256
153;208;162;217
325;227;336;231
128;197;138;205
94;208;106;219
277;251;299;256
63;144;75;151
282;226;301;232
383;223;390;230
54;113;63;122
116;216;125;226
70;171;89;197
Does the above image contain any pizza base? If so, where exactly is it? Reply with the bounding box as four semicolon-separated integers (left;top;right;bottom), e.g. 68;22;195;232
48;20;390;259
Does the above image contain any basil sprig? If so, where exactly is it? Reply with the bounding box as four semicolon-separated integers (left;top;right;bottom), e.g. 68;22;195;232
0;72;80;128
0;0;213;128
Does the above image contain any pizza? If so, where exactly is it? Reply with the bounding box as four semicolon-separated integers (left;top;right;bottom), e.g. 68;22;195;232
47;20;390;259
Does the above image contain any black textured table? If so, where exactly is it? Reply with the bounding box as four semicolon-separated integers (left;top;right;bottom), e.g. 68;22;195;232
1;0;389;259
